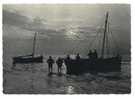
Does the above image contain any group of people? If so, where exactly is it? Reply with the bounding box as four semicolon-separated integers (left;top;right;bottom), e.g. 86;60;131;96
87;49;98;60
46;53;81;74
46;49;98;74
47;56;64;74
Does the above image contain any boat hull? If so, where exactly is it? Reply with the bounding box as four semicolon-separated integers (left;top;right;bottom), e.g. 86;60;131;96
13;55;43;65
64;57;121;75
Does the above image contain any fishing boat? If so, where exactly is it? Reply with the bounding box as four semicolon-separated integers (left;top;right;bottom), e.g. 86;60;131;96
12;32;43;67
64;12;122;75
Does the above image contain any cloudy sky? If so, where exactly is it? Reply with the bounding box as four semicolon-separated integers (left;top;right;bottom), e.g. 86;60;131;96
3;4;130;55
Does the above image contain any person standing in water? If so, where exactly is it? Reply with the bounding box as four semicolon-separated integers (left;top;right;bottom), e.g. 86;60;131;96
47;56;54;73
56;57;63;73
76;53;81;60
88;50;93;59
66;54;71;60
93;49;98;59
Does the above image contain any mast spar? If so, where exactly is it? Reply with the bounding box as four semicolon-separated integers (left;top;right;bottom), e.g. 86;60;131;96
101;12;109;58
32;32;37;57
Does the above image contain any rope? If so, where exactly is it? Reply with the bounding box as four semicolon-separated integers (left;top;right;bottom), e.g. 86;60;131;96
108;22;120;55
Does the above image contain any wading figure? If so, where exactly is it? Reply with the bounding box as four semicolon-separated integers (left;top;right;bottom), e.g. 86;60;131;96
76;53;80;60
47;56;54;73
93;49;98;59
66;54;71;60
88;50;93;59
56;57;63;73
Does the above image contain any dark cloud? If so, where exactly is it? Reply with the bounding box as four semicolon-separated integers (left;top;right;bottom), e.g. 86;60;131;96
3;9;96;41
3;10;30;28
3;5;130;55
3;9;66;39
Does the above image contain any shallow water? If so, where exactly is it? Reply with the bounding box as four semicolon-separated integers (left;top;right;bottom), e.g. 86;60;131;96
3;39;131;94
3;56;131;94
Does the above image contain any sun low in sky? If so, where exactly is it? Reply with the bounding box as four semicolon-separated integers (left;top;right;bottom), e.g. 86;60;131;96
3;4;130;55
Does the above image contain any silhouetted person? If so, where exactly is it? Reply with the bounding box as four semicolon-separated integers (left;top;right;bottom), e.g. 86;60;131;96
66;54;71;60
116;53;121;59
47;56;54;73
64;54;71;74
56;57;63;73
76;53;80;60
88;50;92;59
93;49;98;59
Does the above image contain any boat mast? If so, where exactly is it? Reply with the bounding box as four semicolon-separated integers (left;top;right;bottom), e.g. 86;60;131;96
32;32;37;57
101;12;109;58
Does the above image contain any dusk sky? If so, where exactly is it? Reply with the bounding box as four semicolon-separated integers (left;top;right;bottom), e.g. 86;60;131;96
3;4;130;55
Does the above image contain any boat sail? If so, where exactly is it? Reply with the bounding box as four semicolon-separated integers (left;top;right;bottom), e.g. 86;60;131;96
12;32;43;68
64;12;122;75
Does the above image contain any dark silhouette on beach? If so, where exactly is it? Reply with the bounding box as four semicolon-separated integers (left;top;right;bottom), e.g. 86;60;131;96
76;53;81;60
47;56;54;73
56;57;63;74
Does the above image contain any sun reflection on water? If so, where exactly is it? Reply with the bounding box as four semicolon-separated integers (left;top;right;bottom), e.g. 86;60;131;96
66;85;75;94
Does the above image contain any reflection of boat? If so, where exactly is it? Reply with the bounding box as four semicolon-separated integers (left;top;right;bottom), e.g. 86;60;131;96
12;32;43;67
64;12;122;75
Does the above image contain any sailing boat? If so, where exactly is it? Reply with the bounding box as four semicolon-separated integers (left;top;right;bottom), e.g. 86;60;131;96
64;12;122;75
12;32;43;67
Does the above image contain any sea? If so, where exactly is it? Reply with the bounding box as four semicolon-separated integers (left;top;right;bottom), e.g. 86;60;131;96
3;38;131;94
